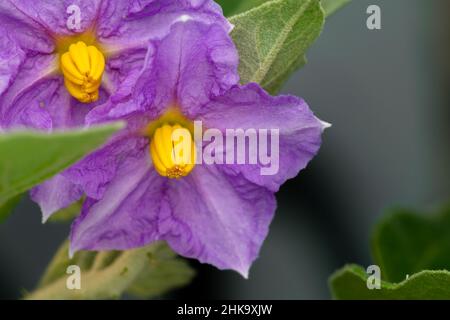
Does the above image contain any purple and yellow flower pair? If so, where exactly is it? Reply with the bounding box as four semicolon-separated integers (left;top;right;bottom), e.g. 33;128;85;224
0;0;327;277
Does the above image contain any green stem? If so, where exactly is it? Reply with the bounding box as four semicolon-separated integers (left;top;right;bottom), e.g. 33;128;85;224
27;245;155;300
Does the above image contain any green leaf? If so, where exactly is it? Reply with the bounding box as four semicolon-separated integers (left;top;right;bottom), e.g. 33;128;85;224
320;0;351;17
216;0;350;17
229;0;325;93
216;0;268;16
36;240;97;288
0;193;22;223
372;206;450;283
27;241;194;300
330;264;450;300
215;0;241;16
330;205;450;299
48;197;85;223
0;123;123;221
127;243;195;299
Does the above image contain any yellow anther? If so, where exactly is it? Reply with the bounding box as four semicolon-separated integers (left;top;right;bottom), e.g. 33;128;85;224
150;124;196;179
60;41;105;103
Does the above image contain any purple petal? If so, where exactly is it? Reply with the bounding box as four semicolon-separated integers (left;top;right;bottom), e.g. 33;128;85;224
133;20;239;118
85;48;149;124
1;75;91;131
0;3;54;53
88;4;236;123
69;151;165;255
0;54;98;130
64;135;149;200
0;54;57;129
68;88;109;126
32;78;97;129
97;0;231;52
0;26;25;97
31;174;83;222
163;165;276;277
198;83;328;192
7;0;101;36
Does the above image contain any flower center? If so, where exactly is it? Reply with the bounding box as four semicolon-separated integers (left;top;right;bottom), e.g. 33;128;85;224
60;41;105;103
150;124;196;179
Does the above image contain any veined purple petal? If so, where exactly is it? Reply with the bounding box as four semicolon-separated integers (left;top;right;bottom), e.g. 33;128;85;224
70;161;276;277
164;165;276;278
6;0;101;36
64;135;149;200
1;76;96;131
1;0;235;128
0;29;26;98
67;88;109;126
0;3;54;53
97;0;232;52
30;174;83;222
30;115;146;221
85;48;149;124
0;54;57;128
133;20;239;118
198;83;328;192
0;55;107;130
69;151;165;255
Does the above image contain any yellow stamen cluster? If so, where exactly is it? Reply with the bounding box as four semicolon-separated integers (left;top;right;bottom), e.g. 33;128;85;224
60;41;105;103
150;124;196;179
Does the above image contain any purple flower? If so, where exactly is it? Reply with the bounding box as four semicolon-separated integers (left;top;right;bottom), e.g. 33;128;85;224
2;1;327;277
0;0;230;130
63;20;326;277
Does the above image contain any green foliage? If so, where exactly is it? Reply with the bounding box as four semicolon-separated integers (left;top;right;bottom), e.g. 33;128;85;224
229;0;325;94
27;241;195;300
320;0;351;16
127;244;195;299
0;194;22;223
48;197;85;223
373;206;450;283
216;0;351;93
0;124;122;222
330;205;450;299
217;0;350;17
330;265;450;300
216;0;268;16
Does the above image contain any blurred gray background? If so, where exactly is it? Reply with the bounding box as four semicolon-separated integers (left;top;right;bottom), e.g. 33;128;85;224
1;0;449;299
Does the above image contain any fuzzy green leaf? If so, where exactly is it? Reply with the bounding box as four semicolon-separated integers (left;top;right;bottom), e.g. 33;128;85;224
0;123;123;222
372;206;450;283
127;244;195;299
216;0;267;16
320;0;351;16
229;0;324;93
330;205;450;299
330;264;450;300
27;241;194;300
0;193;22;223
217;0;350;17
